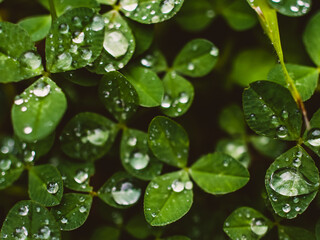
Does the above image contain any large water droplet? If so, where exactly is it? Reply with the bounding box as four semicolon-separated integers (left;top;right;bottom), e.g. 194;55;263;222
47;182;59;194
111;181;141;206
171;180;184;192
20;51;42;70
91;15;104;31
103;30;129;58
74;170;89;184
307;128;320;147
250;218;268;236
72;32;85;44
82;129;109;146
120;0;138;11
129;151;150;170
33;81;51;97
161;0;175;14
56;52;72;70
0;159;11;171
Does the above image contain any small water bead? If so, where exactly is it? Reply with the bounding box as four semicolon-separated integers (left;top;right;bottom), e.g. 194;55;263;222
171;180;184;192
292;158;301;168
295;206;301;212
70;44;78;53
56;52;72;70
111;181;141;206
129;152;150;170
127;137;137;146
282;203;291;213
293;197;299;203
120;0;138;11
103;30;129;58
271;115;279;125
79;206;87;213
14;97;24;106
38;226;51;239
72;16;82;26
161;0;175;14
249;114;256;121
141;58;152;67
24;126;33;135
58;23;69;34
24;150;36;162
33;81;51;97
74;170;89;184
185;181;193;190
19;205;29;216
250;218;268;236
105;64;116;72
21;106;27;112
272;0;281;2
84;128;109;146
187;63;195;71
161;95;172;108
91;15;104;31
276;126;288;139
20;51;42;70
281;110;289;119
210;47;219;56
14;226;28;240
307;128;320;147
151;16;160;23
81;49;92;60
61;218;68;224
72;32;85;44
0;159;11;171
47;182;59;194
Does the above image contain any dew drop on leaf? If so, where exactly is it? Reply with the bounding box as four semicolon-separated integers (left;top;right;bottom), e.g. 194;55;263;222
14;226;28;240
103;30;129;58
47;182;59;194
111;180;141;206
58;23;69;34
23;126;33;135
282;203;291;213
74;170;89;184
91;15;104;32
33;81;51;97
61;217;68;224
129;151;150;170
307;128;320;147
276;125;288;139
250;218;268;236
185;181;193;190
0;159;11;171
72;32;85;44
161;0;175;14
18;205;29;216
20;51;42;70
120;0;138;12
79;206;87;213
171;180;184;192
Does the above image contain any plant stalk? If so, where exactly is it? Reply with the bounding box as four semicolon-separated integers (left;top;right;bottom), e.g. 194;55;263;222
49;0;57;21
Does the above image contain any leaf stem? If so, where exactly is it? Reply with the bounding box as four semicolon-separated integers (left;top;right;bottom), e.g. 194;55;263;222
49;0;57;21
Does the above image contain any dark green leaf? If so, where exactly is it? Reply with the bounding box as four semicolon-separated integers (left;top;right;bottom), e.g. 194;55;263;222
91;226;120;240
125;214;154;239
148;116;189;168
265;146;319;219
56;68;100;87
219;104;246;136
138;48;168;73
173;39;219;77
144;170;193;226
98;71;139;122
268;0;311;17
303;109;320;158
0;200;61;240
51;193;93;231
243;81;302;141
11;76;67;142
0;153;24;190
19;15;51;42
190;152;250;194
46;8;105;73
28;164;64;206
60;112;119;161
0;22;43;83
278;225;315;240
121;129;163;180
316;218;320;240
165;236;191;240
250;135;287;159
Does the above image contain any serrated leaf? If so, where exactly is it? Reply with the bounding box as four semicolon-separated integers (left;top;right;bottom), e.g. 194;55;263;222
60;112;119;161
11;76;67;142
148;116;189;168
28;164;64;207
219;104;246;136
51;193;93;231
0;200;61;240
265;146;319;219
303;11;320;67
98;71;139;122
123;66;164;107
278;225;315;240
0;22;43;83
190;152;250;194
242;81;302;141
138;48;168;73
267;64;318;101
0;153;24;190
173;39;219;77
144;170;193;226
160;71;194;118
98;172;142;209
223;207;273;240
250;136;287;159
268;0;311;17
121;129;163;181
89;10;135;74
303;109;320;157
19;15;51;42
46;8;105;73
57;160;95;192
119;0;184;24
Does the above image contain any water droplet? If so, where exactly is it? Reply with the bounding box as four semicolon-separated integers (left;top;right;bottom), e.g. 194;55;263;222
151;15;160;23
47;182;59;194
178;92;189;104
72;32;85;44
276;126;288;139
250;218;268;236
103;30;129;58
81;49;92;60
105;63;116;72
187;63;195;71
33;80;51;97
129;151;150;170
161;0;175;14
0;159;11;171
72;16;82;26
24;150;35;162
38;226;51;239
59;23;69;34
161;95;172;108
19;205;29;216
307;128;320;147
61;217;68;224
292;158;301;168
83;129;109;146
282;203;291;213
127;137;137;146
111;181;141;206
271;115;279;125
185;181;193;190
79;206;87;213
249;114;256;121
120;0;138;11
74;170;89;184
14;226;28;240
293;197;299;203
281;110;289;119
91;15;104;31
56;52;72;70
14;97;24;106
20;51;42;70
210;47;219;56
24;126;33;135
171;180;184;192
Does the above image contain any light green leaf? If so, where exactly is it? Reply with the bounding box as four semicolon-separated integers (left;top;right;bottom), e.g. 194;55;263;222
219;104;246;136
148;116;189;168
60;112;119;161
173;39;219;77
89;10;135;74
250;136;287;159
19;15;51;42
278;225;315;240
161;71;194;118
0;153;24;190
123;66;164;107
265;146;319;219
11;76;67;142
190;152;250;194
98;71;139;122
223;207;273;240
119;0;184;24
91;226;120;240
242;81;302;141
28;164;64;207
303;109;320;157
138;48;168;73
0;200;61;240
267;64;319;101
51;193;93;231
98;171;142;209
303;11;320;67
121;129;163;181
144;170;193;226
46;8;105;73
0;22;43;83
268;0;311;17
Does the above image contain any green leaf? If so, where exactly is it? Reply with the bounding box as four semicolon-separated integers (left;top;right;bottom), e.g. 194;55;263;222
0;200;61;240
91;226;120;240
28;164;64;207
98;171;142;209
190;152;250;194
121;129;163;181
97;0;117;5
88;10;135;74
250;136;287;159
216;139;250;168
268;0;311;17
98;71;139;122
19;15;51;42
138;48;168;73
173;39;219;78
51;193;93;231
57;160;95;192
123;66;164;107
242;81;302;141
304;109;320;157
46;8;105;73
223;207;273;240
119;0;184;24
267;64;319;101
175;0;215;32
148;116;189;168
56;68;100;87
219;104;246;136
303;11;320;67
125;214;154;239
160;71;194;118
144;170;193;226
11;76;67;142
278;225;315;240
231;48;276;87
60;112;119;161
265;146;319;219
0;153;24;190
0;22;43;83
316;219;320;240
165;236;191;240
